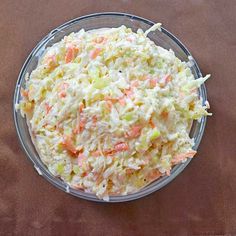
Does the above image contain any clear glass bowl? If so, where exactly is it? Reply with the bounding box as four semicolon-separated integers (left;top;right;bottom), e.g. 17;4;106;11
13;12;207;202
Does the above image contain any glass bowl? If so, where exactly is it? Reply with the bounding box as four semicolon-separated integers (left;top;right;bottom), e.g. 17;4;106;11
13;12;207;202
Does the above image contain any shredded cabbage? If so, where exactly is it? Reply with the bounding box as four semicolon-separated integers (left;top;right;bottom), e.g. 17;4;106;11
18;24;211;201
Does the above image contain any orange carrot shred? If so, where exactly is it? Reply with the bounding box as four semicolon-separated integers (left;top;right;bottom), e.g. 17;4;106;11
89;48;101;59
94;36;107;44
45;103;52;114
21;88;29;98
149;119;155;128
172;151;197;165
62;135;77;155
127;125;142;138
114;142;129;152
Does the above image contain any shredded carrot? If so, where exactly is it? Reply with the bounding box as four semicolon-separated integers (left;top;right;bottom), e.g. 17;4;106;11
93;36;107;44
80;117;87;131
72;184;84;190
104;96;119;103
149;118;155;128
58;82;69;98
105;100;113;111
79;102;84;113
114;142;129;152
164;74;172;83
104;149;116;156
101;143;129;156
172;150;197;165
73;116;87;134
73;124;79;134
45;102;52;114
82;172;88;177
91;150;100;157
166;169;171;176
126;169;134;175
58;90;65;98
65;45;79;63
65;47;74;63
160;74;172;87
147;169;161;181
94;142;129;157
150;79;158;88
89;48;102;59
92;115;97;124
105;96;126;106
20;88;29;98
118;97;126;106
127;125;142;138
62;135;77;154
161;110;169;119
124;88;134;98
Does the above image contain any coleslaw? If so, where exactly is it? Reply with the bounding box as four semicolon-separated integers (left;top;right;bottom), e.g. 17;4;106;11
17;24;211;201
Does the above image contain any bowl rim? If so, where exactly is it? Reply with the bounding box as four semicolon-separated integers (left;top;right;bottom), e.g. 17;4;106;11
13;12;207;202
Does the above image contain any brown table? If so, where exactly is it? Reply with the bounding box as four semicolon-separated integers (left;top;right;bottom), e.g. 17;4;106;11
1;0;236;235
